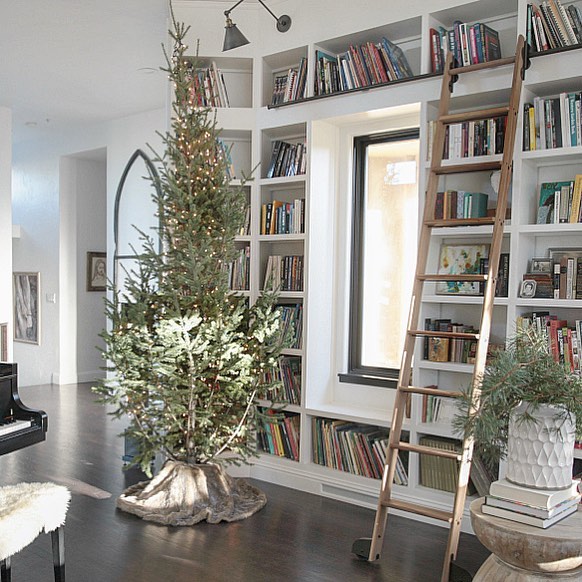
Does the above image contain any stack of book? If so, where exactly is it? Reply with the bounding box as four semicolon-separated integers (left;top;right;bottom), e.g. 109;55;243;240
313;36;414;96
523;92;582;151
271;58;308;106
263;255;304;292
429;21;501;73
482;478;581;528
526;1;582;53
186;61;231;108
266;140;307;178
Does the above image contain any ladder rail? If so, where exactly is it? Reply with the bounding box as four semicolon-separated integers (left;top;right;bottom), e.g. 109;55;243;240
366;48;456;563
359;37;528;582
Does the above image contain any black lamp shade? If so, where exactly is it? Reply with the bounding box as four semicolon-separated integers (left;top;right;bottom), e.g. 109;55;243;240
223;19;250;51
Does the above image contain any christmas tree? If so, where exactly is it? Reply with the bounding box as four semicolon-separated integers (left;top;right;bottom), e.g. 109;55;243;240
94;16;284;524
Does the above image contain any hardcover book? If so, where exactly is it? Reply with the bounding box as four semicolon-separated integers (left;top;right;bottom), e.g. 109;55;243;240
481;501;577;528
488;478;580;509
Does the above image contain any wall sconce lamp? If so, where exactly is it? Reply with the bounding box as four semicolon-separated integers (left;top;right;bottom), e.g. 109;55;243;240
223;0;292;52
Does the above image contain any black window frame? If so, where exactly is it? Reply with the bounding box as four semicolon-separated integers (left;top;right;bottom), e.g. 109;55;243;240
339;128;420;389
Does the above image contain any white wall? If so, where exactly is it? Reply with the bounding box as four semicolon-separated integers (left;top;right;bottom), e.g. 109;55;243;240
0;107;12;360
12;108;165;387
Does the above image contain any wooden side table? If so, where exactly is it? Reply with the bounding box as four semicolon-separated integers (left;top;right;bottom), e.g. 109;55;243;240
470;498;582;581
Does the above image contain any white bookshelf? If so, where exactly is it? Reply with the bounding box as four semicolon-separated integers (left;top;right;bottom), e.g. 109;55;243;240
181;0;582;529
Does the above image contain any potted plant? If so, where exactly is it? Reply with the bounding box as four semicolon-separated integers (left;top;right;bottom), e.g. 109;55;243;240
454;324;582;490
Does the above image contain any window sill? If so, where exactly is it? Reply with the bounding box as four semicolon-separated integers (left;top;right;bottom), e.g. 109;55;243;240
338;372;398;389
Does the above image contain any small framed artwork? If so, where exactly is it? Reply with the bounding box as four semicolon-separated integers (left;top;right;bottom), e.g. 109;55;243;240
87;252;107;292
520;279;537;298
436;244;489;295
529;258;552;274
13;272;40;345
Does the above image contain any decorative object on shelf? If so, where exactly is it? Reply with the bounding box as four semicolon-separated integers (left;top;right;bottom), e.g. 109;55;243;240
94;16;285;525
13;272;40;345
519;278;537;298
223;0;291;52
436;243;489;295
454;325;582;489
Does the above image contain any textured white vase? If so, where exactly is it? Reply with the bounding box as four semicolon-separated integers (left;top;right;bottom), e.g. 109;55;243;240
506;402;576;490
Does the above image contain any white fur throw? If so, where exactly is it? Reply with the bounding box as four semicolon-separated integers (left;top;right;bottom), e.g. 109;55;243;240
0;482;71;561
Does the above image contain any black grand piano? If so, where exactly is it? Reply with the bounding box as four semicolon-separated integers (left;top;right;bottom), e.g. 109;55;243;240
0;363;48;455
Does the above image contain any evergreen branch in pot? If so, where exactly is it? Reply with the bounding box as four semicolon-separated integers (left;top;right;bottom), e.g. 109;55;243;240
453;325;582;472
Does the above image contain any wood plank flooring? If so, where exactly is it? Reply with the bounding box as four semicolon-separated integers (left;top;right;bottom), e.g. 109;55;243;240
1;383;489;581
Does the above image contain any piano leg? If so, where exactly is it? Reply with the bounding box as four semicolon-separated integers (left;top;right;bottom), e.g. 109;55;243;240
51;527;65;582
0;555;10;582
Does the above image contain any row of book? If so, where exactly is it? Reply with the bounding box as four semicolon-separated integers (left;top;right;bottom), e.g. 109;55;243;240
524;92;582;152
313;36;413;97
429;21;502;74
277;304;303;350
260;199;305;235
257;410;300;461
263;255;304;292
271;58;308;106
526;1;582;53
217;139;236;181
186;61;231;108
482;477;580;528
228;246;250;291
261;356;302;405
421;387;457;424
423;318;478;364
427;118;506;161
517;312;582;373
266;140;307;179
238;206;250;236
434;190;489;220
521;252;582;300
419;436;472;493
536;177;582;224
311;418;408;484
478;253;510;298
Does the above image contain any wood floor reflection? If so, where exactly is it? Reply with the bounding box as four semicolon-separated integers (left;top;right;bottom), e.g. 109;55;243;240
2;383;489;581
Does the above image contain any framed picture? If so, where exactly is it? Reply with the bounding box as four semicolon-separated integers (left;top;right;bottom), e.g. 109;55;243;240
436;244;489;295
13;272;40;345
87;252;107;292
519;279;537;298
529;258;552;274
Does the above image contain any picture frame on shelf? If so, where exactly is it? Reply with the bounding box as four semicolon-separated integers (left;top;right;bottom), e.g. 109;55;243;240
529;258;552;274
87;252;107;292
436;244;489;295
13;272;40;345
519;279;537;298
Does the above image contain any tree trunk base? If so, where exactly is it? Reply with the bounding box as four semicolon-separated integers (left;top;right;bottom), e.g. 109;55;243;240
117;460;266;525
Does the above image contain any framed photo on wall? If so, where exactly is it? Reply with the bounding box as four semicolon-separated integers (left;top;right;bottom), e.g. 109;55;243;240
13;272;40;345
87;252;107;292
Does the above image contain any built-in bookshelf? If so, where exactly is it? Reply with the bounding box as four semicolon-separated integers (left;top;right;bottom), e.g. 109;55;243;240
182;0;582;532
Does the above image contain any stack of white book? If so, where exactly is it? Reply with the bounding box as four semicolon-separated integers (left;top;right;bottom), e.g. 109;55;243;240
482;478;581;528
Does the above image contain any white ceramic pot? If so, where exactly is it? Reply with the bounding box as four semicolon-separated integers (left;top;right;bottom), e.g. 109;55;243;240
506;402;576;490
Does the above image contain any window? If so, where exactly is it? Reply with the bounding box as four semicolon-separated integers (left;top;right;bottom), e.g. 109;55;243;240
343;129;420;387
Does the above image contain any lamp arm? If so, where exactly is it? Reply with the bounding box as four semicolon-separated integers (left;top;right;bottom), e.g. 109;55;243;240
257;0;279;21
224;0;245;18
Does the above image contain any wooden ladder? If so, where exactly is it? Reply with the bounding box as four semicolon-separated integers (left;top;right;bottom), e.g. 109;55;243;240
352;35;528;582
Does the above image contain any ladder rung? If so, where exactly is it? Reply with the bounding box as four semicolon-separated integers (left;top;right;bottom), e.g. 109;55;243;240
440;106;509;124
394;442;463;460
449;56;516;75
382;498;454;522
400;386;461;399
409;330;479;340
434;161;501;175
425;217;496;228
418;274;487;282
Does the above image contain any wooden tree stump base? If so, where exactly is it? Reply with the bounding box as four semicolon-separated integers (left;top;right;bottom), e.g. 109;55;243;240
117;460;266;525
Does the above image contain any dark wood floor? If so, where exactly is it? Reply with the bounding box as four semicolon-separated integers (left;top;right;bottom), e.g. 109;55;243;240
2;383;489;581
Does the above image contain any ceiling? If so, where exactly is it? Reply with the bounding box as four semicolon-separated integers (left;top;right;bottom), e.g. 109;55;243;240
0;1;175;143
